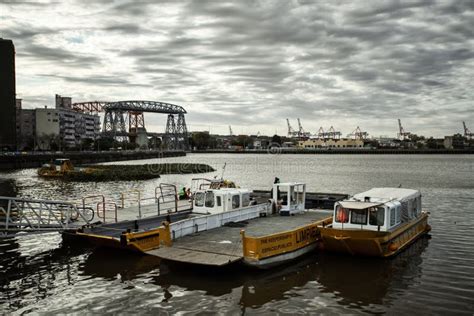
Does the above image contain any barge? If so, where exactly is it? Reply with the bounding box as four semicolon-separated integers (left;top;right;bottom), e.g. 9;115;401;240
68;182;341;268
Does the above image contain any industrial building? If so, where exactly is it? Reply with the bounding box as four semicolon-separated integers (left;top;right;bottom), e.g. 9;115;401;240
0;38;17;150
298;138;364;149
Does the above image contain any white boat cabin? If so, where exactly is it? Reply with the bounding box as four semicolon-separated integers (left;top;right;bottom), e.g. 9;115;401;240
332;188;422;232
273;182;306;216
193;188;254;214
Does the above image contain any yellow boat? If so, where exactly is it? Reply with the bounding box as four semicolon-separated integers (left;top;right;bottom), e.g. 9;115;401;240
319;187;431;257
38;158;94;178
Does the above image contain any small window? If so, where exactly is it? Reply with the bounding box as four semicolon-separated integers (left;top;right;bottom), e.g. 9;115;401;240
369;207;385;226
232;195;240;209
205;192;214;207
242;193;250;207
195;192;204;207
216;196;222;207
335;206;349;223
390;208;396;226
350;209;368;225
396;206;401;224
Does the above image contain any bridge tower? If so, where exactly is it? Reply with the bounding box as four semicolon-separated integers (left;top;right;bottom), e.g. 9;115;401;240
164;113;188;150
128;111;145;143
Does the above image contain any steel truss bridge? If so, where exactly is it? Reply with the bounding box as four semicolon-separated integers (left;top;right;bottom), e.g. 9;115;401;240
72;100;188;150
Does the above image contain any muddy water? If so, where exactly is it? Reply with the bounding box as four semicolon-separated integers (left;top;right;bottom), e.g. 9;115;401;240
0;154;473;314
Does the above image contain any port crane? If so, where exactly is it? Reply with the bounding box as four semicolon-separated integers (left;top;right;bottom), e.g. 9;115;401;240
348;126;369;140
287;119;298;138
316;126;341;140
297;118;311;138
463;121;473;139
397;119;411;140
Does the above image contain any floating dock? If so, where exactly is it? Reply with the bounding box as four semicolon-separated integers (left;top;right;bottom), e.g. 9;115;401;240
147;209;332;268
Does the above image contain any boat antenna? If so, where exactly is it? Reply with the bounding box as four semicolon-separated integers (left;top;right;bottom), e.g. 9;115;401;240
398;184;402;188
221;162;227;180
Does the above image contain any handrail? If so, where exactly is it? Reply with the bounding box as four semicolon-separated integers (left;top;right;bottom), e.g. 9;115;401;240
120;189;142;218
82;195;105;212
96;201;118;223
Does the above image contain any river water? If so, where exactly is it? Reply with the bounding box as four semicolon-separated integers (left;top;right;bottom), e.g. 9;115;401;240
0;154;473;314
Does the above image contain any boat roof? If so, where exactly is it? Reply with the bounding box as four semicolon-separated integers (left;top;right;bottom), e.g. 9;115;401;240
339;201;382;210
197;188;251;194
353;187;420;202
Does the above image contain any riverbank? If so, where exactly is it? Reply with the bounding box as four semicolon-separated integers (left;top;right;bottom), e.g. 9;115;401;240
192;148;474;154
0;150;186;170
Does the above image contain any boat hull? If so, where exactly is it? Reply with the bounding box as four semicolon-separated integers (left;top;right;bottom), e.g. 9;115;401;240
319;213;430;257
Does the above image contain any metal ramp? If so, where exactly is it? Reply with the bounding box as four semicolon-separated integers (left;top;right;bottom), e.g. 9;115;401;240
0;196;94;237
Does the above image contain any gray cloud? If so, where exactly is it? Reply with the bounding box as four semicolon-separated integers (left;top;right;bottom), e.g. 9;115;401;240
1;0;473;136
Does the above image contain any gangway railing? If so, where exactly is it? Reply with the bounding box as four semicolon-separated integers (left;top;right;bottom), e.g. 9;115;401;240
120;190;142;218
96;201;118;223
116;184;193;220
0;196;94;237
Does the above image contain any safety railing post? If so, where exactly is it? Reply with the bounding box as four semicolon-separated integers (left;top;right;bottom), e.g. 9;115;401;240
138;191;142;219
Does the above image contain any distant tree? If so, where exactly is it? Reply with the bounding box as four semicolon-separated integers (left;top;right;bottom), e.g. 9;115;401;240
232;135;254;148
81;138;94;150
95;137;115;151
271;134;282;145
192;132;212;149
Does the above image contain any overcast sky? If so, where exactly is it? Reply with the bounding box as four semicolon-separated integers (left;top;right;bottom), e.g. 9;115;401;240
1;0;473;137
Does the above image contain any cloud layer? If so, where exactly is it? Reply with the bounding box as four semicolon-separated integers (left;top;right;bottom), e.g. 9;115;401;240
1;0;473;137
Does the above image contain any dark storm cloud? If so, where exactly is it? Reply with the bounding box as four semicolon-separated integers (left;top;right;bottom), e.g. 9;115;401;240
40;74;151;87
3;0;473;136
18;43;101;68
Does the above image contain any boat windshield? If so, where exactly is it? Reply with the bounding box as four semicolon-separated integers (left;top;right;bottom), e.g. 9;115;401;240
195;192;205;207
369;206;385;226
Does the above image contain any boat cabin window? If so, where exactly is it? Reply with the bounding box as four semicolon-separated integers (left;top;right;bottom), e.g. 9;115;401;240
205;192;215;207
335;206;349;223
390;208;396;226
242;193;250;207
195;192;204;207
232;195;240;209
216;196;222;207
350;209;368;225
369;207;385;226
396;205;401;225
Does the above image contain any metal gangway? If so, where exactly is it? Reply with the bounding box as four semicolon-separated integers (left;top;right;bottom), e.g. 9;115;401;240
0;196;95;237
0;184;194;238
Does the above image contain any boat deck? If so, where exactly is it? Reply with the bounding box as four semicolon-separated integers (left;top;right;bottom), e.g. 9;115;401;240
69;199;193;239
146;209;332;266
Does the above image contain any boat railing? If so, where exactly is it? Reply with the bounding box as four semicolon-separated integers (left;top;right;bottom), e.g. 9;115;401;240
119;189;142;218
96;201;118;223
0;196;94;237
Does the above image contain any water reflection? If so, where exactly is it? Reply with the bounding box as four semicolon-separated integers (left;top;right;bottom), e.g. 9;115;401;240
75;235;429;311
0;236;87;311
317;236;430;308
80;249;161;281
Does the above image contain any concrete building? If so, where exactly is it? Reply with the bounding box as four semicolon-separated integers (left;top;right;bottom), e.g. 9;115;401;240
35;107;60;150
298;138;364;149
0;38;17;150
55;95;100;148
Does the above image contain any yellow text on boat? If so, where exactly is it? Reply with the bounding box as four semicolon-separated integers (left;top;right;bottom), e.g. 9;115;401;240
242;217;332;260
